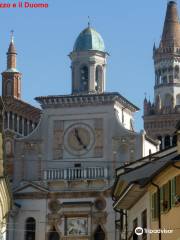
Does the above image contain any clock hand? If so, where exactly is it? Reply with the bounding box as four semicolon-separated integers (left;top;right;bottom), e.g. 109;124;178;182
74;128;87;149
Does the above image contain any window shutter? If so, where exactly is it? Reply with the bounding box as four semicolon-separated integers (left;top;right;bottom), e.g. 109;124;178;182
151;193;155;219
168;181;171;210
154;192;158;219
176;175;180;196
151;192;158;220
171;178;176;207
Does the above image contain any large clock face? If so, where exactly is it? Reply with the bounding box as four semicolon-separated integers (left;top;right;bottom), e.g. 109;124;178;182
64;123;95;156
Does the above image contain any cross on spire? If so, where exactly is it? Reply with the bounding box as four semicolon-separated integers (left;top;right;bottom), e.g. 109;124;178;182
88;16;91;27
10;30;14;43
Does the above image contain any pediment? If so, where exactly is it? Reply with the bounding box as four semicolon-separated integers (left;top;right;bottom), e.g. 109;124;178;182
13;182;49;194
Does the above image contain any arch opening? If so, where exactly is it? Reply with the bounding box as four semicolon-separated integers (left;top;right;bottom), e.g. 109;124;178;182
80;65;89;92
25;217;36;240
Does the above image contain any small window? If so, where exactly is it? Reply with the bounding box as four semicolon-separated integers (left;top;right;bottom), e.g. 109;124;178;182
25;217;36;240
6;81;12;96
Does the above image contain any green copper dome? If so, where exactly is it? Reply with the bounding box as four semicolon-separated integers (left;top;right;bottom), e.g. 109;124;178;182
73;27;105;52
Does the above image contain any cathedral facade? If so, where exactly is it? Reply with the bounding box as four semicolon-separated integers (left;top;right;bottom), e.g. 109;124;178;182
3;26;158;240
143;1;180;150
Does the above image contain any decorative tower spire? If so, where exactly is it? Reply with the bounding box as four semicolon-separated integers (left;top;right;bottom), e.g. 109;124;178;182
160;1;180;48
2;31;22;99
7;30;17;70
143;1;180;150
70;26;107;94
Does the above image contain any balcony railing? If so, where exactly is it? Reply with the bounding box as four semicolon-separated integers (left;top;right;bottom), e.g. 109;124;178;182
44;167;108;181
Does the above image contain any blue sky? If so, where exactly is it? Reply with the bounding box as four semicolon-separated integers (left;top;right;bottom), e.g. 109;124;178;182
0;0;172;130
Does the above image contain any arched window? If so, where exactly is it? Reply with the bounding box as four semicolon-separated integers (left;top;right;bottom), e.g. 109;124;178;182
176;94;180;105
175;65;179;79
169;75;173;83
6;81;12;96
155;71;158;85
95;66;102;91
165;135;170;148
164;94;173;108
94;225;105;240
80;66;88;92
48;227;60;240
155;95;161;110
173;135;177;146
162;76;167;84
25;217;36;240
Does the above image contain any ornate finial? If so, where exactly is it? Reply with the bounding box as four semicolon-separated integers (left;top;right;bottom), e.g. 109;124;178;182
88;16;90;28
10;30;14;43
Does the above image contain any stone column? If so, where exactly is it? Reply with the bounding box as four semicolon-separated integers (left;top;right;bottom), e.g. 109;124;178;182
27;120;30;135
17;116;20;133
22;118;25;136
89;61;96;91
170;136;173;146
12;113;15;131
102;63;106;92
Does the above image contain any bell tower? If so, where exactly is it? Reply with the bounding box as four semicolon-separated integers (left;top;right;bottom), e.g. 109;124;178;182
143;1;180;149
69;25;108;94
2;31;22;99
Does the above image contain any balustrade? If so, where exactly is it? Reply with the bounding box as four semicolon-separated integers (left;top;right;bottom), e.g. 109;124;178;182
44;167;108;181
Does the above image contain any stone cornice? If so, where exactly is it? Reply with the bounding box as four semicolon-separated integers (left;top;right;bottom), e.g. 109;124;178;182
14;188;112;199
154;83;180;89
35;92;139;112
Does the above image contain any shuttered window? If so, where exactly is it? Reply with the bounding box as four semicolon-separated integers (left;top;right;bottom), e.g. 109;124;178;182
171;175;180;206
160;181;171;213
175;175;180;195
171;177;176;206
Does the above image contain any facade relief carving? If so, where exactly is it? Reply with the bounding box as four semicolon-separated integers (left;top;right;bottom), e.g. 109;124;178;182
92;211;107;225
94;118;103;157
53;120;64;159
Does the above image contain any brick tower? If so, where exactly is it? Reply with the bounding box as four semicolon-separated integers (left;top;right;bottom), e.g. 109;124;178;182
2;31;21;99
143;1;180;149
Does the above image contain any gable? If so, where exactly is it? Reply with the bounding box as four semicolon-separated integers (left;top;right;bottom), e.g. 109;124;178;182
13;182;49;194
